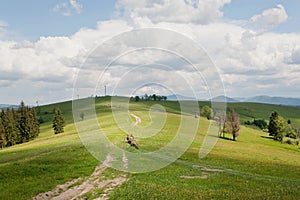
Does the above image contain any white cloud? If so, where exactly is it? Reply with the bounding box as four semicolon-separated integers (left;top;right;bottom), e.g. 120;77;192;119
249;4;288;31
70;0;83;14
116;0;231;24
53;0;83;16
2;1;300;104
290;48;300;64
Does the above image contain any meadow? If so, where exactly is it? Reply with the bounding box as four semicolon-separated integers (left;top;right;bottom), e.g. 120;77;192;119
0;96;299;199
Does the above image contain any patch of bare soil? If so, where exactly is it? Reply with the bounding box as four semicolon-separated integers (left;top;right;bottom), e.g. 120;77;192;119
180;165;226;180
180;172;209;179
33;155;127;200
192;165;225;172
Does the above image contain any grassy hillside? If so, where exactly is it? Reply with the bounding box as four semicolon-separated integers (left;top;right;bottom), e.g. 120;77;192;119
0;97;299;199
197;101;300;128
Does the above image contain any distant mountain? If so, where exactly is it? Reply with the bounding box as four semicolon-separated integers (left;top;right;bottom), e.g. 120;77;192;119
0;104;19;109
163;94;300;106
211;95;239;102
167;94;197;101
243;96;300;106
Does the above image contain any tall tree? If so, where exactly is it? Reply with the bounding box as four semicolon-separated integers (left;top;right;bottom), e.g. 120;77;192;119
268;112;290;142
152;94;157;101
18;101;30;142
226;108;241;141
1;108;18;146
214;111;226;137
268;111;279;137
52;108;65;134
27;108;40;139
0;118;7;149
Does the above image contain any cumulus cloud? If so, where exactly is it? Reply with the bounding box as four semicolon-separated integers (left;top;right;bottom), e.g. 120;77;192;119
53;0;83;16
116;0;231;24
290;48;300;64
249;4;288;31
2;1;300;104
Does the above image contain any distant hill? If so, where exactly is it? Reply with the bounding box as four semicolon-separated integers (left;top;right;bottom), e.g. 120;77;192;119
213;95;300;107
242;96;300;106
0;104;18;109
167;94;197;101
211;95;239;102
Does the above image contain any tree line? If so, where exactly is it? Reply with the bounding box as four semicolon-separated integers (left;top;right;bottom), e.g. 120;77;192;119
0;101;40;149
200;105;241;141
131;94;167;102
201;105;300;144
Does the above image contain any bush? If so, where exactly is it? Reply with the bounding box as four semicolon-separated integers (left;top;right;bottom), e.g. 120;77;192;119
244;119;267;130
286;139;292;145
283;138;299;145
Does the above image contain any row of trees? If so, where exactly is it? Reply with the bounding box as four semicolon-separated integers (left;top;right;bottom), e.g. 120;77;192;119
132;94;167;102
202;105;300;144
214;108;241;141
244;119;268;130
0;101;40;149
200;105;241;141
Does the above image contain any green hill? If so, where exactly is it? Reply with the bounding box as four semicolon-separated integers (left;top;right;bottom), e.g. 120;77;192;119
0;97;299;199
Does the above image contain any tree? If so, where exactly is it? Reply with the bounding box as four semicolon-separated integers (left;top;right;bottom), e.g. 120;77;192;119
268;111;291;142
52;108;65;134
214;111;226;137
254;119;267;129
27;108;40;139
226;108;241;141
1;108;18;146
134;96;140;102
152;94;157;101
0;118;7;149
268;111;279;137
144;94;149;101
273;116;289;141
18;101;31;143
201;105;213;120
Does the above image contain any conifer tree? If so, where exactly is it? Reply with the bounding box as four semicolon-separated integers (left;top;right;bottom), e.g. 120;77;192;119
25;108;39;140
18;101;30;142
268;111;279;137
52;108;65;134
0;118;7;149
1;108;18;146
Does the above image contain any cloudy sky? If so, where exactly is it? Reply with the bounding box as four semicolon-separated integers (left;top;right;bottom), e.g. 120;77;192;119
1;0;300;105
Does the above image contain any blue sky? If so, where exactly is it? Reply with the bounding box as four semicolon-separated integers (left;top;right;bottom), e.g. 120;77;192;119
222;0;300;33
0;0;300;104
0;0;117;41
1;0;299;41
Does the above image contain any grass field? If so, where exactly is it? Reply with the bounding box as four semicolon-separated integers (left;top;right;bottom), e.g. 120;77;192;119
0;97;299;199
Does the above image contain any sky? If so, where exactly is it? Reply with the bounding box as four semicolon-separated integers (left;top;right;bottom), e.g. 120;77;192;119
0;0;300;105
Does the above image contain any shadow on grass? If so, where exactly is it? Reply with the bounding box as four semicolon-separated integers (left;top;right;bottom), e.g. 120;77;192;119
261;136;276;140
218;136;235;141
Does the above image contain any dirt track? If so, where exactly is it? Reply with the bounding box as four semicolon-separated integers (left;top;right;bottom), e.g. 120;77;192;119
33;155;127;200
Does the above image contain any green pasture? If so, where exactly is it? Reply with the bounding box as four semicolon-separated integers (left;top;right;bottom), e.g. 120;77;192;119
0;97;299;199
